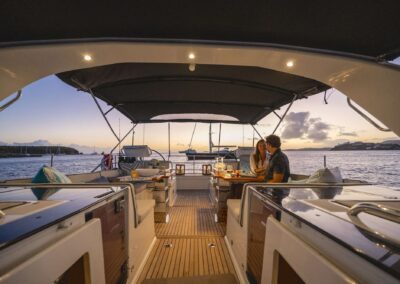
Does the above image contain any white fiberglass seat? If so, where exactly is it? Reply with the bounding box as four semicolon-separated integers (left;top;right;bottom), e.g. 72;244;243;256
226;194;249;281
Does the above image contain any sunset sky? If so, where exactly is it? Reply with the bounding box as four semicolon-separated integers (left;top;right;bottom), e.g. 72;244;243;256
0;74;398;153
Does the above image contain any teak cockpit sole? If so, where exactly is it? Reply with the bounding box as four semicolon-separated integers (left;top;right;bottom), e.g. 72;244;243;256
139;191;237;283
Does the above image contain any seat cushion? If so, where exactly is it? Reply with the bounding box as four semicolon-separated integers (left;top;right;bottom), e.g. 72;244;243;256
227;199;241;223
137;199;155;223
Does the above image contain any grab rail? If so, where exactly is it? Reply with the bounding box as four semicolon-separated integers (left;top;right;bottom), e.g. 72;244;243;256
348;202;400;224
347;98;391;132
347;202;400;247
0;90;22;112
239;182;370;227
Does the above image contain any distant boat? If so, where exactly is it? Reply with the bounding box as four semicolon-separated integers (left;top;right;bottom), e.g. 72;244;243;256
179;148;196;154
27;154;43;157
90;146;99;155
185;124;236;160
179;124;198;154
186;148;236;160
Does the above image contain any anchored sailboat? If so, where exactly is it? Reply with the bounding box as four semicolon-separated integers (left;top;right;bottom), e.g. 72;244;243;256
185;123;237;160
178;123;197;154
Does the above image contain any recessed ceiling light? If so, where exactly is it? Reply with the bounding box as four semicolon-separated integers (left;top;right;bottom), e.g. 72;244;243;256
286;60;294;67
188;53;195;60
83;54;92;61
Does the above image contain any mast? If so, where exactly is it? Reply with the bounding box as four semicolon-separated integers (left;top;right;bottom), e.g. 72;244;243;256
218;123;222;153
188;123;197;149
118;118;121;154
209;123;212;153
168;122;171;160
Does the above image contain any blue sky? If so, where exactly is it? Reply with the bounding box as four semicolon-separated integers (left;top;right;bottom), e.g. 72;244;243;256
0;75;398;152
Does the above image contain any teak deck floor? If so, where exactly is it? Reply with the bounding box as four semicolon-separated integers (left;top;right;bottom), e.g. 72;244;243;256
138;191;237;283
155;190;225;237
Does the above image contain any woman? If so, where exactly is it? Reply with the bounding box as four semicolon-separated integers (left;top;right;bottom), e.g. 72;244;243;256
250;139;268;176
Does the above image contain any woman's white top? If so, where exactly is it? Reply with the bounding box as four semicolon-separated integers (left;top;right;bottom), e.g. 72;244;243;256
250;154;268;175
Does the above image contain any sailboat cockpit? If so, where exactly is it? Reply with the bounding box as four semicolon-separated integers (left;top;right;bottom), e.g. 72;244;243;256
0;1;400;283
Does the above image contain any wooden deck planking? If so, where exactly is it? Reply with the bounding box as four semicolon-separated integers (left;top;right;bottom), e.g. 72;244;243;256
138;237;237;283
173;191;213;208
138;190;237;283
155;191;225;237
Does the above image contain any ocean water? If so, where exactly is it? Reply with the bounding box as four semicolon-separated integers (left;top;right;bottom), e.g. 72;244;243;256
0;151;399;189
285;150;400;189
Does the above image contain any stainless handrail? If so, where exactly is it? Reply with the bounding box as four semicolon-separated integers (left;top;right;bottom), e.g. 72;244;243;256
244;182;368;189
347;98;391;132
348;202;400;224
239;182;372;227
347;202;400;247
0;90;22;112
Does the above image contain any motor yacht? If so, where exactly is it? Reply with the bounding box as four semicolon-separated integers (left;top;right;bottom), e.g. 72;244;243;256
0;1;399;284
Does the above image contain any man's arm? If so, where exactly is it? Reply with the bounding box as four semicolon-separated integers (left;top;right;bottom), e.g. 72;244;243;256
267;156;285;183
267;172;284;183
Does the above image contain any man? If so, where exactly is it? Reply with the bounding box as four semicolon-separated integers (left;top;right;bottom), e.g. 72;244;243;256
265;134;290;183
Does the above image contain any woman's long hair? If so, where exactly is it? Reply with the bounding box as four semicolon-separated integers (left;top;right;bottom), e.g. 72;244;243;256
253;139;265;165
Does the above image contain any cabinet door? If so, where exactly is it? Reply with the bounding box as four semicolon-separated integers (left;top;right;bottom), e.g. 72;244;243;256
92;196;127;284
247;191;279;284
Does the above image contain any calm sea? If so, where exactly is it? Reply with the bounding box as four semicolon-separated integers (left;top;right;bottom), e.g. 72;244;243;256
0;151;399;189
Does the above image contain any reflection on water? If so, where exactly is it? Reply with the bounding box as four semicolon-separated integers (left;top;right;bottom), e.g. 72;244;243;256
0;151;399;189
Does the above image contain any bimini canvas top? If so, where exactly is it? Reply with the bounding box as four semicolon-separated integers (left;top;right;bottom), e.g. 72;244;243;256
57;63;329;124
1;1;399;61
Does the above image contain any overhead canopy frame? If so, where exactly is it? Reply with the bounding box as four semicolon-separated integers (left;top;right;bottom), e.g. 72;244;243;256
57;63;329;124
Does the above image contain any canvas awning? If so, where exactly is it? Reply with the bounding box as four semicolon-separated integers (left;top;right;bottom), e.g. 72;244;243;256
57;63;329;124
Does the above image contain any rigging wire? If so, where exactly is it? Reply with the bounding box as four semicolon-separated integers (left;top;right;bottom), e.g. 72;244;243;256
131;124;135;146
118;118;121;154
142;124;145;145
242;125;245;147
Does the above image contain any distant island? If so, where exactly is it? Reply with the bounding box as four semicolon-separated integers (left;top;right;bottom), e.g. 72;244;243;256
0;146;80;158
331;141;400;151
286;147;331;151
286;140;400;151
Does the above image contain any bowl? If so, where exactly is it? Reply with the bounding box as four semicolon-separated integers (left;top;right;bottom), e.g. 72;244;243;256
135;168;160;177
